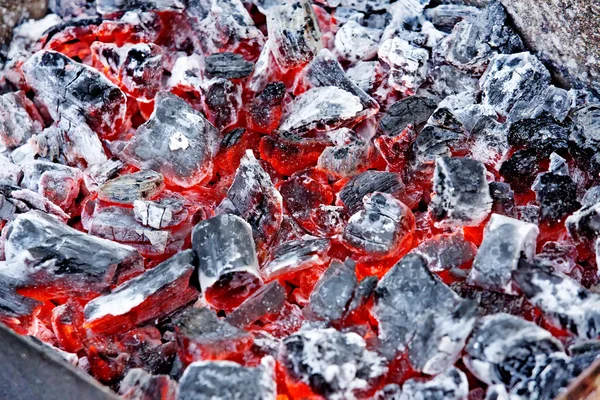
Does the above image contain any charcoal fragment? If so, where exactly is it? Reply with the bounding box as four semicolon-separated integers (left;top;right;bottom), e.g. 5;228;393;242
202;77;243;129
401;367;469;400
0;273;42;333
205;52;254;79
248;82;286;133
499;149;539;194
345;275;377;316
0;91;43;150
226;281;286;328
489;181;515;217
3;211;143;299
84;250;198;334
98;170;164;205
565;194;600;245
378;36;429;94
178;358;276;400
425;4;480;33
262;237;331;279
0;154;22;186
410;232;477;272
508;116;569;159
133;192;188;229
317;128;370;178
122;91;220;188
97;0;185;14
308;259;357;322
569;104;600;175
378;96;438;137
532;163;580;224
338;171;405;214
334;20;382;64
429;156;492;227
119;368;178;400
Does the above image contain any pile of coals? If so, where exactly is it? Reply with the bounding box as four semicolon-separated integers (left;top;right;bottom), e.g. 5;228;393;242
0;0;599;399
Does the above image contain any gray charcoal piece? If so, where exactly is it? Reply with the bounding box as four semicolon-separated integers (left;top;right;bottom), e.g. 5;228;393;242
309;259;357;322
334;20;382;64
345;275;377;316
0;270;42;321
317;128;370;178
20;160;81;193
118;368;178;400
56;119;108;167
133;193;188;230
191;214;261;293
401;367;469;400
379;96;438;137
0;91;42;150
343;192;413;258
467;213;539;294
97;0;185;14
3;210;143;297
177;358;276;400
216;150;283;246
29;126;64;163
513;262;600;339
429;156;493;227
262;237;331;279
463;313;564;387
205;52;254;79
279;328;387;400
0;154;22;186
83;159;125;191
346;61;378;93
84;250;197;332
569;104;600;175
22;50;127;138
122;91;220;188
98;170;164;205
566;194;600;245
373;254;476;372
410;232;477;272
378;36;429;94
176;307;252;349
202;77;243;130
339;171;404;214
424;4;481;33
226;281;286;328
266;0;322;70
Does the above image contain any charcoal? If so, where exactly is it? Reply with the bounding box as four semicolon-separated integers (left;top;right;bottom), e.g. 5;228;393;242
424;4;480;33
35;167;82;210
401;367;469;400
345;275;377;316
7;188;70;221
121;91;220;188
346;61;378;93
49;0;96;18
429;156;492;227
534;241;577;275
308;259;357;322
317;128;370;178
3;210;143;299
178;358;276;400
167;54;204;94
266;0;322;70
513;262;600;339
468;214;538;294
334;20;382;64
175;307;254;362
134;192;188;230
463;313;564;388
378;36;429;94
489;181;516;217
84;250;198;334
499;149;539;194
0;154;22;186
516;205;539;224
373;254;476;373
565;197;600;245
226;281;286;328
486;385;509;400
29;127;64;163
451;282;528;317
202;77;243;130
343;192;415;259
309;205;347;237
426;65;480;100
0;273;42;331
205;52;254;79
56;119;109;167
303;49;379;113
569;104;600;175
279;328;387;399
191;213;261;293
410;232;477;272
378;96;438;137
23;50;127;139
248;82;286;133
0;91;42;150
507;116;569;159
118;368;178;400
339;171;404;214
97;0;185;14
373;384;402;400
98;170;164;205
532;166;580;224
0;195;16;221
262;237;331;279
216;150;283;247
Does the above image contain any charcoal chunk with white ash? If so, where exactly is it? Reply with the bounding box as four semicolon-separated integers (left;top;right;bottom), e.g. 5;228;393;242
378;96;438;137
133;192;188;230
430;156;493;227
279;328;387;400
401;367;469;400
0;154;23;186
308;259;357;322
205;52;254;79
334;20;382;64
410;232;477;272
499;149;539;194
262;237;331;279
339;171;404;214
3;210;143;299
202;77;243;130
118;368;178;400
425;4;481;33
122;91;220;188
565;189;600;245
178;358;276;400
0;91;42;150
317;128;370;179
373;254;477;374
378;36;429;95
507;116;570;159
226;281;286;328
96;0;185;14
83;250;198;334
569;104;600;176
98;170;164;205
468;214;538;294
532;157;580;224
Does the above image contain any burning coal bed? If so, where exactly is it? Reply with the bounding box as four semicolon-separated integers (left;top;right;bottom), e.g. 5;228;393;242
0;0;599;399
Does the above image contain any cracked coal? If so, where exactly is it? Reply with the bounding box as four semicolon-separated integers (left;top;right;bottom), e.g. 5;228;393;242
0;0;599;399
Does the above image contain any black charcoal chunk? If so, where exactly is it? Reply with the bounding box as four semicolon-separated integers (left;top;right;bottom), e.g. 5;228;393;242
266;0;322;70
464;313;564;388
401;367;469;400
98;170;163;205
3;210;143;298
339;171;404;214
430;156;492;227
410;232;477;272
178;358;276;400
345;276;377;316
569;104;600;175
262;237;331;279
499;149;539;194
508;116;569;159
451;282;528;317
226;281;286;328
122;91;220;188
468;214;538;294
216;150;283;247
513;262;600;339
308;259;357;322
489;181;516;217
83;250;198;333
203;77;242;130
191;214;261;293
279;328;387;399
378;96;438;137
204;52;254;79
532;166;580;224
373;254;476;373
